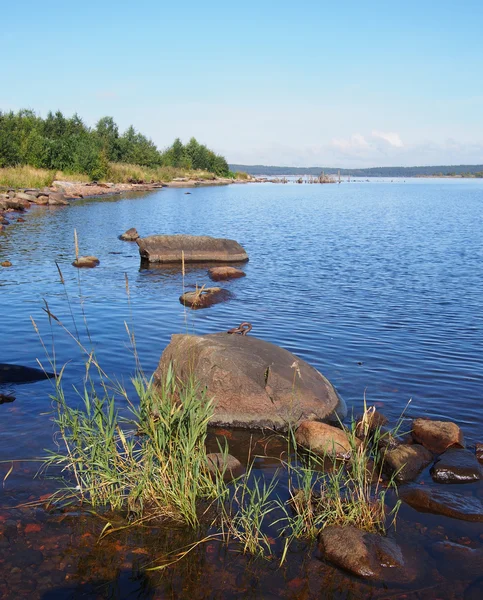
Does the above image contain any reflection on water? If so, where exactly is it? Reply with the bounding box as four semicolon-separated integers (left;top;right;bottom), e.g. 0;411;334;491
1;179;483;597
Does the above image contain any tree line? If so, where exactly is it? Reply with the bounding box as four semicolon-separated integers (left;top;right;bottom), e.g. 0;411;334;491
0;109;230;179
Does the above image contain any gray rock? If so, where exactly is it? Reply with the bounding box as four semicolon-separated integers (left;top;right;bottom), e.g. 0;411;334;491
430;448;483;483
155;333;346;430
137;234;249;264
15;192;37;201
48;192;69;205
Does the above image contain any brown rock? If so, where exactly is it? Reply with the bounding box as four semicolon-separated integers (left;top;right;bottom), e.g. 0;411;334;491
206;453;243;477
1;261;12;267
430;448;483;483
137;234;248;264
318;526;414;582
295;420;354;458
17;217;25;223
32;195;49;205
412;418;464;454
155;333;346;430
384;443;433;482
476;443;483;463
400;485;483;522
179;287;231;309
119;227;140;241
208;266;246;281
72;256;100;268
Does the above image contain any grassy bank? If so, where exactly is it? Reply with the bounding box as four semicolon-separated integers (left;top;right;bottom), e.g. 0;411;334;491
0;163;245;190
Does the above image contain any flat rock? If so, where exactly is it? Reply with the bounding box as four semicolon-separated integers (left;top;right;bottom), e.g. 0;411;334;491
119;227;140;241
72;256;100;268
384;443;433;482
208;266;246;281
318;525;414;582
179;287;231;309
155;333;346;430
430;448;483;483
137;234;248;263
400;485;483;522
295;420;354;458
412;418;464;454
15;192;37;202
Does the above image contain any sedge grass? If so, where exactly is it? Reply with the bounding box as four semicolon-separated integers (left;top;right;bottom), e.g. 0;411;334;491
0;166;56;189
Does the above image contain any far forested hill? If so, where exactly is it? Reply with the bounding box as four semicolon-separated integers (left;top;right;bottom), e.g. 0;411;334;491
229;164;483;177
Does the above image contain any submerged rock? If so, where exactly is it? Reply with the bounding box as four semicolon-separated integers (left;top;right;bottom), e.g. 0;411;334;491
137;234;249;264
318;526;414;582
208;266;246;281
430;541;483;579
476;443;483;463
0;363;55;384
72;256;100;268
179;287;231;309
206;453;243;476
295;420;354;458
155;333;346;430
0;393;16;404
400;485;483;522
48;192;69;206
412;418;464;454
430;448;483;483
384;443;433;482
119;227;140;241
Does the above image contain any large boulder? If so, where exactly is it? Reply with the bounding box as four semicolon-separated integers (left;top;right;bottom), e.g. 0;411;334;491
155;333;346;430
137;234;248;264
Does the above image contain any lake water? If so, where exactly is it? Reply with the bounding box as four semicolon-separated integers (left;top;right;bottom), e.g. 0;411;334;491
1;179;482;598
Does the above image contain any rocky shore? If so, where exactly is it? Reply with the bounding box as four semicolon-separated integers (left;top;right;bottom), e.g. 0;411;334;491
0;176;250;236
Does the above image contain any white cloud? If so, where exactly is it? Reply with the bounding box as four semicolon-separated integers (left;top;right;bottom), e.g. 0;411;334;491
371;130;404;147
331;133;369;150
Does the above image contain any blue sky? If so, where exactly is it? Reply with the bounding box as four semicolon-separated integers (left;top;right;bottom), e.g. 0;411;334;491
2;0;483;167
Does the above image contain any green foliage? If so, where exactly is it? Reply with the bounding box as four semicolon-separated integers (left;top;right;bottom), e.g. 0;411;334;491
0;109;230;181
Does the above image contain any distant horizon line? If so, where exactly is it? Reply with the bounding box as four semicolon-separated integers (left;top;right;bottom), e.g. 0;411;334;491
229;162;483;171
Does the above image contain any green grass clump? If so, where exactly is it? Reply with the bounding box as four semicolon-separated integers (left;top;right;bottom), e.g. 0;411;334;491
43;363;219;527
278;406;402;544
0;166;56;189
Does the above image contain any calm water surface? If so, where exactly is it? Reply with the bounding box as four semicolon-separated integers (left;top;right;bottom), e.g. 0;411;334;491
1;179;482;598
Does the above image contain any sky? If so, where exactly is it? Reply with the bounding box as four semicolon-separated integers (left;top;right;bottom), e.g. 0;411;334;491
2;0;483;168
